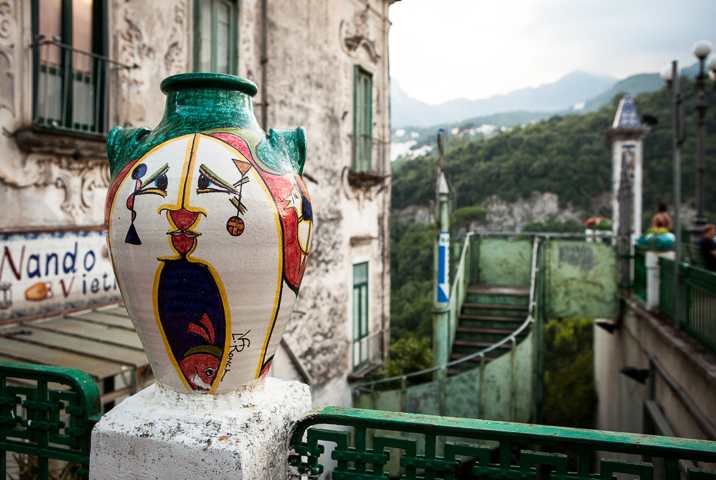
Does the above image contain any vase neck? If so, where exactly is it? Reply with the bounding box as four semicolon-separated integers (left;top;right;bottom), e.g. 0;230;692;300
162;89;262;133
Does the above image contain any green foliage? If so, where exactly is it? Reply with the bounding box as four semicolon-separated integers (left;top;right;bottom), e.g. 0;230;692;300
368;334;433;390
392;78;716;222
542;318;597;429
450;206;486;234
386;335;433;377
524;214;582;233
390;217;435;342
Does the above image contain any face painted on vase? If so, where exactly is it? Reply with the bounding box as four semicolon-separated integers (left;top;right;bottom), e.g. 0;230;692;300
108;132;296;394
122;135;254;262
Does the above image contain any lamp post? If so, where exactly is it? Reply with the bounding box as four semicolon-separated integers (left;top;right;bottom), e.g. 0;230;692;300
690;40;714;239
660;61;684;329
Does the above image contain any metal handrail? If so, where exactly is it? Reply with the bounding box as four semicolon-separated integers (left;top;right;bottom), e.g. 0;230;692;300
32;36;138;67
528;236;540;317
469;231;617;239
352;233;539;392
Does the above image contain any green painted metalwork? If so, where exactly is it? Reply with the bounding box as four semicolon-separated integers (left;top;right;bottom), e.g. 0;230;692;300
546;239;618;319
659;257;677;319
634;247;647;302
659;257;716;353
0;361;102;479
289;406;716;480
475;237;532;286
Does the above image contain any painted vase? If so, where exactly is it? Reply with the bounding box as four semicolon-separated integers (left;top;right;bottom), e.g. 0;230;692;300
104;73;312;394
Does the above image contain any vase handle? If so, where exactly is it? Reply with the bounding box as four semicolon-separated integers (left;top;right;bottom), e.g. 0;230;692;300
268;127;307;176
106;126;152;177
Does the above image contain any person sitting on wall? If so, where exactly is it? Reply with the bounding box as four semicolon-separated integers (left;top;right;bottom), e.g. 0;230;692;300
651;203;673;231
696;224;716;271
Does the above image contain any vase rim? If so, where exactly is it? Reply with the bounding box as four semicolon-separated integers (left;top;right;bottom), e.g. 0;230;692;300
160;73;258;97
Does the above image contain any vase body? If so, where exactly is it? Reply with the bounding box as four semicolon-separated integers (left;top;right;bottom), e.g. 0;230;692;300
105;74;312;394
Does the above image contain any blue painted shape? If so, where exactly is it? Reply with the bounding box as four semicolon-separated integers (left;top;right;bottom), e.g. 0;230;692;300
438;232;449;303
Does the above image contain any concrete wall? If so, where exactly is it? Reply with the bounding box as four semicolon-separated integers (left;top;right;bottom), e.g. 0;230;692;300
595;298;716;442
0;0;395;408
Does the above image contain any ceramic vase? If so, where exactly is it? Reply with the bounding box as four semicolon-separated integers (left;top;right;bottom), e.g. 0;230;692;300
105;73;312;394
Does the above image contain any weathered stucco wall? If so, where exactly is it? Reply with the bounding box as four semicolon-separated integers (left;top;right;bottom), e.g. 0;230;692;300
595;298;716;442
0;0;394;408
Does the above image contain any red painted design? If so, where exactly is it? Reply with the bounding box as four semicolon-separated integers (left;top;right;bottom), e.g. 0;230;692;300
210;133;309;290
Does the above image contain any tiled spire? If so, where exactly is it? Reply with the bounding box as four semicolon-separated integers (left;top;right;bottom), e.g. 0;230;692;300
612;95;641;128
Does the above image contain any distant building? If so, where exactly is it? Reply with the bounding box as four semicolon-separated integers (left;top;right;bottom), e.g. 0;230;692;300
0;0;397;407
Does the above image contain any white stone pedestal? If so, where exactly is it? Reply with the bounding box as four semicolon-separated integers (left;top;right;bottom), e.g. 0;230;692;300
90;378;312;480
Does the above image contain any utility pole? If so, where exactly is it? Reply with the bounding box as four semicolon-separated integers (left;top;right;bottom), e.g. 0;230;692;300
433;130;450;379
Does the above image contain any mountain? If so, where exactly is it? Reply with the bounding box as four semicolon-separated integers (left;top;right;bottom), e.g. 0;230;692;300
581;63;699;113
391;72;617;128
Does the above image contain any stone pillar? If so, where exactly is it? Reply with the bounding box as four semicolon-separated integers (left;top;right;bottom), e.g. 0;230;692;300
606;95;651;243
90;378;312;480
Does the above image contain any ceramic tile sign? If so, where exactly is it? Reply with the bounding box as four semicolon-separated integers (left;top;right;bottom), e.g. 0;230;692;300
0;229;121;321
106;132;312;394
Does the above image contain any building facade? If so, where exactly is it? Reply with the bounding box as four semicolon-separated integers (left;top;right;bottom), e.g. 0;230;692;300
0;0;395;407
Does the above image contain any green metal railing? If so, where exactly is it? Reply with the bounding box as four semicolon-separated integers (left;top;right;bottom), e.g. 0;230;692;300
0;361;103;479
659;257;716;353
634;248;647;302
448;233;474;350
289;406;716;479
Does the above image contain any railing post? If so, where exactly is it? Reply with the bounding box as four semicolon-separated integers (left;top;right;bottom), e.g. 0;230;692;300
433;130;450;377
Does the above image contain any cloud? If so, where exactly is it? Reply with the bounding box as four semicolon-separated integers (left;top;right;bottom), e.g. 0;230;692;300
389;0;716;104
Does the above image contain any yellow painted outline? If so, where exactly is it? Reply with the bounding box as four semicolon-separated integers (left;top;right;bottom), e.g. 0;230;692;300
151;256;232;394
107;135;193;263
196;134;284;380
109;133;283;391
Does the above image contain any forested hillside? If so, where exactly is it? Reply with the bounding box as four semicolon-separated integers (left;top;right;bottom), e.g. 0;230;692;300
392;77;716;220
388;77;716;365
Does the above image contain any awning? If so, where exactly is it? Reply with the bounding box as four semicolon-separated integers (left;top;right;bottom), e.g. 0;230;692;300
0;303;153;408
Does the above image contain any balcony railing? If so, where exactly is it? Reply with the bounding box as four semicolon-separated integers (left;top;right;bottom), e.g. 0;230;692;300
659;257;716;354
634;247;647;302
32;37;137;137
289;406;716;479
352;330;384;373
0;361;102;479
350;135;390;184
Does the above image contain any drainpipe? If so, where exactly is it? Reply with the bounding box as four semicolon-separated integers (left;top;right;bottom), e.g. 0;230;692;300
433;130;450;380
260;0;269;131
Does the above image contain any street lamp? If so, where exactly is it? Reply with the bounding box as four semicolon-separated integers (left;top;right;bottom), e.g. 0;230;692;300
690;40;714;238
660;61;684;329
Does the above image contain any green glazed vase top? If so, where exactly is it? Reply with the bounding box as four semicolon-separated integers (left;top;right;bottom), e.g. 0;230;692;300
107;73;305;179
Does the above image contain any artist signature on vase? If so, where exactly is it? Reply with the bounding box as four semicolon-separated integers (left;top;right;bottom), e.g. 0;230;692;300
221;330;251;381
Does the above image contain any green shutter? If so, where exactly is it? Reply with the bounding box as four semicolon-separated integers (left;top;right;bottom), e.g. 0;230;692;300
353;66;373;173
352;263;369;370
194;0;238;74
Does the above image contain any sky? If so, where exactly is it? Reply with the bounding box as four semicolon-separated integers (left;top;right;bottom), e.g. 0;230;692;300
388;0;716;105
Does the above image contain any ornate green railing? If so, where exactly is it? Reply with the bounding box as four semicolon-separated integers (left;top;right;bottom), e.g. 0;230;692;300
634;248;647;302
0;361;103;479
659;257;716;353
289;407;716;480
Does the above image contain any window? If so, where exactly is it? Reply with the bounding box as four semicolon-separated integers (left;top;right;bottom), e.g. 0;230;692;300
352;262;369;370
194;0;237;74
353;66;373;173
32;0;109;134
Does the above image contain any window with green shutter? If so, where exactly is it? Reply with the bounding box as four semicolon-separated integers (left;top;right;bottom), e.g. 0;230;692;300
194;0;237;74
352;262;369;370
31;0;110;134
353;66;373;173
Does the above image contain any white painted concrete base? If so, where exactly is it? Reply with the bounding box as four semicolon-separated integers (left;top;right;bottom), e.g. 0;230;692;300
89;378;312;480
646;251;660;310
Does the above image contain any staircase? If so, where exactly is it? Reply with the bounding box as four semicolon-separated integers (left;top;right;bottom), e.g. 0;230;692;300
449;284;530;376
